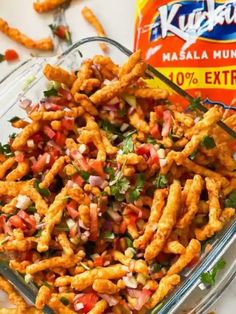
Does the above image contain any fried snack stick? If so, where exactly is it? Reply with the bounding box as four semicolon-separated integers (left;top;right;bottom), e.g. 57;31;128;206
216;143;236;171
100;130;118;155
0;275;28;312
144;180;181;261
39;156;67;189
74;93;98;116
0;180;30;197
134;189;167;249
88;300;108;314
43;64;76;87
33;0;68;13
1;197;17;214
117;153;146;166
147;274;180;309
0;309;42;314
26;250;84;275
49;297;77;314
223;178;236;196
81;7;108;52
173;111;194;128
58;232;74;256
195;178;223;241
93;279;118;294
90;61;146;105
78;204;90;228
81;78;101;93
119;50;141;78
54;275;72;287
22;186;49;215
163;240;186;255
12;122;41;150
0;157;16;179
128;88;168;100
71;264;129;290
129;112;150;134
181;158;229;188
11;119;29;129
71;59;93;95
6;160;30;181
93;55;119;80
185;106;222;139
35;285;51;310
176;175;204;229
220;207;235;224
30;107;84;121
37;187;68;252
174;135;204;165
167;239;201;275
160;151;177;175
0;17;53;51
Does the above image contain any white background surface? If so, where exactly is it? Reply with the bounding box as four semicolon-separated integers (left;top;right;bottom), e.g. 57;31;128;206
0;0;235;313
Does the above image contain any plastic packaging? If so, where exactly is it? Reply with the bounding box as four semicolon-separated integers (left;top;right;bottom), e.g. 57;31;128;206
134;0;236;110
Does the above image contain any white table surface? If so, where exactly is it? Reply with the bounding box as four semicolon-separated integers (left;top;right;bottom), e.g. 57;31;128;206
0;0;235;313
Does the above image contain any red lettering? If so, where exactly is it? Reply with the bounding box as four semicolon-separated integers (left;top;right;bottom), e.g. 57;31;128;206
222;71;229;85
213;71;221;84
205;72;212;84
231;70;236;85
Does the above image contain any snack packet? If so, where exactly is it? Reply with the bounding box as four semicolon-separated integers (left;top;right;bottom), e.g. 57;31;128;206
134;0;236;110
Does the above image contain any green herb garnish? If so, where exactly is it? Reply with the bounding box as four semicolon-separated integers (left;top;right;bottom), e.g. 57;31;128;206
9;116;20;123
100;120;122;137
79;170;90;182
201;136;216;149
189;149;198;161
125;236;134;248
27;206;37;214
154;174;168;189
60;296;70;306
0;143;13;157
102;231;115;241
0;54;5;63
150;262;162;273
44;87;58;97
104;166;115;180
129;173;145;202
224;190;236;208
147;135;156;144
200;259;226;286
188;97;201;111
110;177;130;201
122;135;134;154
34;180;50;197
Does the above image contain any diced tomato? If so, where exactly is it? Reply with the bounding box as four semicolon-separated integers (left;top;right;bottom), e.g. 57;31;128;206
156;252;169;263
66;200;79;219
150;124;161;139
8;215;25;230
55;25;67;39
4;49;19;61
32;133;43;144
69;223;78;238
94;256;104;267
90;160;105;177
74;293;98;313
58;88;72;101
154;106;164;120
17;210;36;231
15;152;25;163
31;153;48;173
77;156;90;172
119;220;127;234
89;204;98;241
136;144;151;156
61;118;75;131
127;213;138;225
161;110;172;137
0;216;11;234
54;132;66;146
49;104;61;111
72;174;84;187
44;126;56;139
150;146;159;165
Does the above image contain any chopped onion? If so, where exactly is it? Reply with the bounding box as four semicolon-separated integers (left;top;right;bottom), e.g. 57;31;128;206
81;231;90;242
66;218;76;229
104;261;110;266
24;274;33;284
29;156;37;164
16;195;31;210
19;99;32;109
34;213;41;224
99;294;119;306
89;175;106;188
103;79;112;85
78;219;89;230
194;117;201;124
74;302;84;311
233;152;236;161
123;276;138;289
78;144;87;155
27;140;35;148
107;208;122;222
107;96;120;105
159;158;167;167
120;123;129;132
198;282;207;290
157;148;165;159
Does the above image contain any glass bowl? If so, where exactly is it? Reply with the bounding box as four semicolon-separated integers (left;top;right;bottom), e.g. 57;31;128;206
0;37;235;314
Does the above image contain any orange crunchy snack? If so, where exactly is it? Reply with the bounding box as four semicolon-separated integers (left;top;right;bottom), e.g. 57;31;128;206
0;17;53;51
33;0;68;13
0;51;235;314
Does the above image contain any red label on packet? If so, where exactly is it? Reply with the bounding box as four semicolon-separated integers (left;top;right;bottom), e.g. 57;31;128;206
134;0;236;110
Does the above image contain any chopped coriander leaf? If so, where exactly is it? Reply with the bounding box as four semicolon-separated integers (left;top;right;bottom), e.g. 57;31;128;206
104;166;115;180
100;120;122;137
189;149;198;161
42;281;52;288
0;143;13;157
55;221;69;232
111;177;130;201
224;190;236;208
200;259;226;286
125;236;134;248
188;97;201;111
79;170;90;182
147;135;156;144
34;180;50;197
0;54;5;63
34;229;43;238
60;296;70;306
9;116;20;123
27;206;37;214
154;174;168;189
9;133;17;140
150;262;162;273
122;135;134;154
129;173;145;202
44;87;58;97
201;136;216;149
118;107;127;117
102;231;115;241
